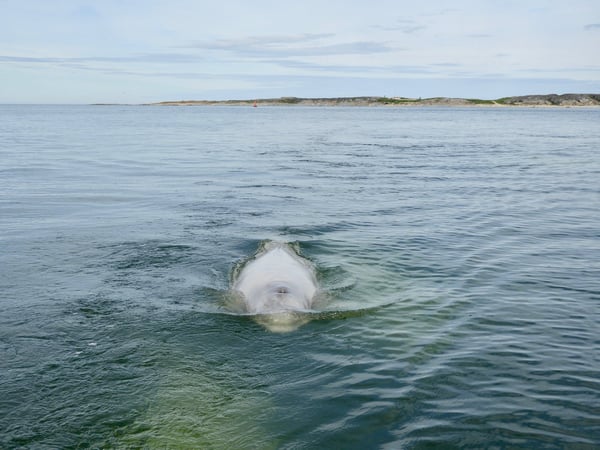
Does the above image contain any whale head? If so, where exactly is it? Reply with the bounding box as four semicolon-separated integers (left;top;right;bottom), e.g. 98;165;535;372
231;242;318;332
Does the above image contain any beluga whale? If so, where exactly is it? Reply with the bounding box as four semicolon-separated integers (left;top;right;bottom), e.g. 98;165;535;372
230;241;319;332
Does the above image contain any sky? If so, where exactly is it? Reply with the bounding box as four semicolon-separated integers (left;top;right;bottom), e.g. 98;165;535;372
1;0;599;103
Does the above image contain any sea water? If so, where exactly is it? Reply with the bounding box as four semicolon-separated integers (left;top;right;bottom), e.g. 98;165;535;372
1;104;599;448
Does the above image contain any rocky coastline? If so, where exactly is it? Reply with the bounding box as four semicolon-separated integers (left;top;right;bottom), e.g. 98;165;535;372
148;93;600;107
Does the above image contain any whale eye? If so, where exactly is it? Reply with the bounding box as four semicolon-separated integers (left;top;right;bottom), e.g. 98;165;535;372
276;286;289;294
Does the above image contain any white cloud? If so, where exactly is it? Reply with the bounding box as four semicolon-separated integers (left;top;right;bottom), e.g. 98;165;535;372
187;35;392;57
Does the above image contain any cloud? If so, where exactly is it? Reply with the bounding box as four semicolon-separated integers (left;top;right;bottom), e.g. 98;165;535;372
189;33;333;49
372;19;426;33
0;52;213;81
187;34;392;57
0;53;205;65
584;23;600;30
267;58;433;75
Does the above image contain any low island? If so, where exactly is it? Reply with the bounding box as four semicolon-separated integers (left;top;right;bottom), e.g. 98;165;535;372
147;93;600;107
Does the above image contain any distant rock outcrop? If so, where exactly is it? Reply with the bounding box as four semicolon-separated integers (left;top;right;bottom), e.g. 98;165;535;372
497;94;600;106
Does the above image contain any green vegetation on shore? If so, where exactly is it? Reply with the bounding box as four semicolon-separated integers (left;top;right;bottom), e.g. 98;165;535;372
376;97;422;104
466;98;497;105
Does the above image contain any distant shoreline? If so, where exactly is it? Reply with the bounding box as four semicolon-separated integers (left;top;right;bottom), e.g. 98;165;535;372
141;94;600;108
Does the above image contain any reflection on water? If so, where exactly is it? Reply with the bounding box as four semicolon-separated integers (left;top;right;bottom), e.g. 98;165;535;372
1;105;599;448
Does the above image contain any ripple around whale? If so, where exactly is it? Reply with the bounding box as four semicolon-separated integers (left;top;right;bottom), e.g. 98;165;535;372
217;240;391;332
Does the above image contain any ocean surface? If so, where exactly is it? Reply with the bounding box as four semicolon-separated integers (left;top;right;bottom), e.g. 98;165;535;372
1;104;599;449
